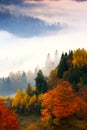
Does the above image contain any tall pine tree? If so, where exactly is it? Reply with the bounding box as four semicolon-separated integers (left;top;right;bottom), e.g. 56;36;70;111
35;70;48;94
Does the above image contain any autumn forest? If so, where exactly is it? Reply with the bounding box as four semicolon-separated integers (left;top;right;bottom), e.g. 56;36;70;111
0;48;87;130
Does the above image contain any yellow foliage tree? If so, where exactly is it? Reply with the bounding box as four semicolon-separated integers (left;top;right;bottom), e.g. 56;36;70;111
73;48;87;70
12;89;23;108
12;90;30;111
29;95;37;106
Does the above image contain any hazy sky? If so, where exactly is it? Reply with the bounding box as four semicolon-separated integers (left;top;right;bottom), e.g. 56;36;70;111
0;0;87;77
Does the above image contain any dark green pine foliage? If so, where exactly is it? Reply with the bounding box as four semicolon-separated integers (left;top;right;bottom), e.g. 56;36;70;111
35;70;48;94
81;66;87;74
68;65;81;91
57;50;73;79
26;83;33;96
57;53;68;78
81;72;87;84
68;50;73;66
81;65;87;84
57;54;67;77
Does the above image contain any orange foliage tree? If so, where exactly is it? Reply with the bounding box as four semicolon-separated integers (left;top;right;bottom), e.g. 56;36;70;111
47;68;58;89
41;81;81;123
0;99;21;130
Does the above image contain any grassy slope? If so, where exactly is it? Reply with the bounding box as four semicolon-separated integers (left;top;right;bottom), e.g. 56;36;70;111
58;117;87;130
18;114;87;130
18;114;40;130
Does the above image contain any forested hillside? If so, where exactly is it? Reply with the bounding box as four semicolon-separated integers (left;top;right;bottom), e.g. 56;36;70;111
0;48;87;130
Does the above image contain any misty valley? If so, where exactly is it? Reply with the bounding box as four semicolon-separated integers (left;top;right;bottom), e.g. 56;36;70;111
0;0;87;130
0;51;58;96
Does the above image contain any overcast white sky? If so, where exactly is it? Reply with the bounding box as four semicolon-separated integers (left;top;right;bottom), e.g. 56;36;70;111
0;0;87;77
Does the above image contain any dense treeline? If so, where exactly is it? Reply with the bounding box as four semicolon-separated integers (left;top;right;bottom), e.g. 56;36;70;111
0;72;27;96
1;48;87;129
0;50;58;96
11;48;87;129
57;48;87;91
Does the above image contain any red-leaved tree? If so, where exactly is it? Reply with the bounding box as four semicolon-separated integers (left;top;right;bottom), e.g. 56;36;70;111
0;99;21;130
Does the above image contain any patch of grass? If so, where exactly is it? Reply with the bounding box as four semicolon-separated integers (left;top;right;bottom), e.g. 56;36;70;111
58;116;87;130
18;114;40;130
18;114;87;130
72;118;87;130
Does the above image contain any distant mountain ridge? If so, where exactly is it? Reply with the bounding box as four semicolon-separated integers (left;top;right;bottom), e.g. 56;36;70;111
0;11;63;37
